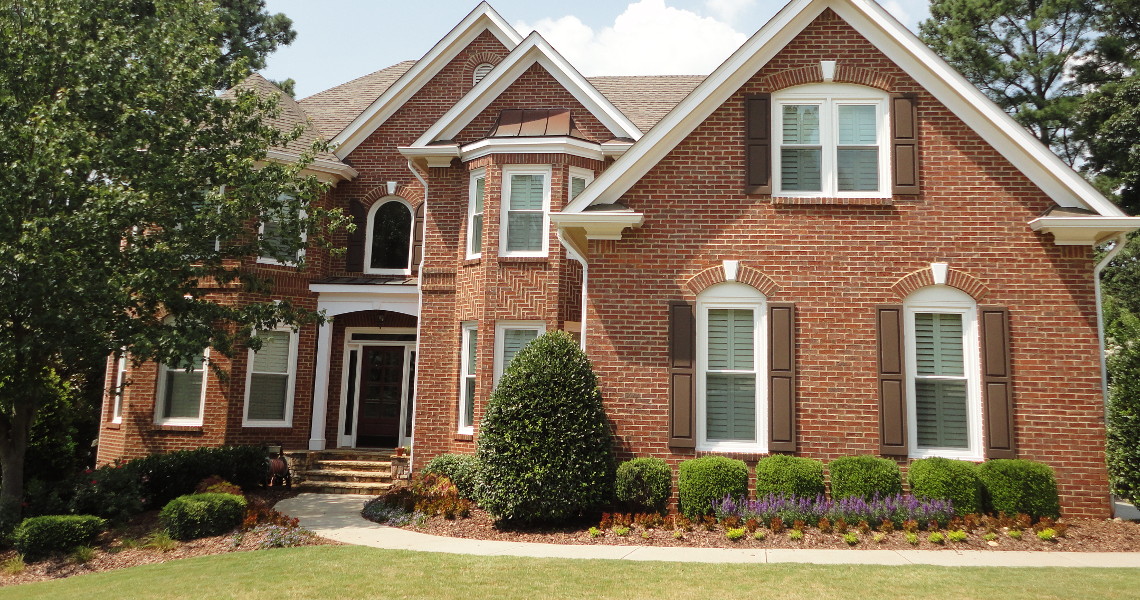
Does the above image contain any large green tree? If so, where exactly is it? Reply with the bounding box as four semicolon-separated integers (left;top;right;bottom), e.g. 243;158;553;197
0;0;339;514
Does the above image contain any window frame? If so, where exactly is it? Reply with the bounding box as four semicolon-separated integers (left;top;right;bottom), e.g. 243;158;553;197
467;169;486;260
111;351;127;423
257;196;306;266
458;322;478;434
568;166;594;204
242;327;299;428
498;165;552;258
154;349;210;427
695;282;768;453
903;285;984;461
493;321;546;383
364;196;415;275
771;83;890;199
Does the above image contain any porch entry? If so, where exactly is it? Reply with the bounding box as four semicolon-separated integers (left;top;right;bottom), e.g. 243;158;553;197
339;327;416;449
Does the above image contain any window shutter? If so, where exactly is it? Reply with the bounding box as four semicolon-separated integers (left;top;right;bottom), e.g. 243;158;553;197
669;301;696;448
877;306;908;456
411;202;426;275
745;93;772;195
890;93;919;195
980;306;1015;458
768;303;796;452
345;200;367;272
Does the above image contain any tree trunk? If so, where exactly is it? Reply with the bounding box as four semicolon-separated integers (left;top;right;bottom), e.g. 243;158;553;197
0;401;35;517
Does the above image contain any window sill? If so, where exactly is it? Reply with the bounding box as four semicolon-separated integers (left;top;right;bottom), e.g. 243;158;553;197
104;422;121;430
454;433;474;442
150;424;204;433
462;258;482;266
771;196;894;206
242;422;292;429
695;449;769;462
497;256;549;264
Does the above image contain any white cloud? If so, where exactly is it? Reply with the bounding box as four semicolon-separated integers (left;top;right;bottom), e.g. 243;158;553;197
516;0;748;76
704;0;757;22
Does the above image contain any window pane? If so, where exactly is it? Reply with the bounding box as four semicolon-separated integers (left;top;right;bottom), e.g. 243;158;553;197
370;201;412;269
248;373;288;421
164;367;203;419
780;148;822;191
915;379;968;448
571;176;586;200
252;331;290;374
465;329;478;375
502;328;538;371
506;212;543;251
837;148;879;191
509;174;545;210
461;378;475;428
474;177;485;213
469;214;483;254
707;309;754;370
706;373;756;441
914;313;964;376
260;217;293;261
838;105;877;145
782;105;820;144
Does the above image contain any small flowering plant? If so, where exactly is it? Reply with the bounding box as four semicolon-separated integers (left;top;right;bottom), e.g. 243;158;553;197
712;493;954;529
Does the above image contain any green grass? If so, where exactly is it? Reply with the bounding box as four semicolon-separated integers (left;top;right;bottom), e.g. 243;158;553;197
1;546;1139;600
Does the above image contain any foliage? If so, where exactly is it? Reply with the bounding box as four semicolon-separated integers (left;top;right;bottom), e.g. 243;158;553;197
142;530;178;552
11;515;105;560
159;493;247;541
366;473;472;521
615;457;672;513
242;496;298;531
842;532;858;545
126;446;265;508
677;456;749;519
476;331;615;524
753;454;825;499
928;531;946;545
253;523;315;549
827;456;903;500
907;457;983;516
713;493;954;529
195;476;243;496
64;463;144;524
976;459;1061;518
360;498;417;527
725;527;746;541
947;529;969;542
422;454;481;501
1037;528;1057;541
70;545;96;564
0;553;25;575
1104;294;1140;504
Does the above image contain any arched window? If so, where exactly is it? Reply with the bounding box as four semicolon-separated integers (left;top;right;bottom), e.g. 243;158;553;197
365;197;414;274
473;63;494;85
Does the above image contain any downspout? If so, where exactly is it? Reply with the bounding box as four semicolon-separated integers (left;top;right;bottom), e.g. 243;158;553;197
557;229;588;350
1094;233;1128;516
406;159;429;474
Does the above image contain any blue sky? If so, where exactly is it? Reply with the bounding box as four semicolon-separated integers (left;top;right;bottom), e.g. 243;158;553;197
261;0;932;99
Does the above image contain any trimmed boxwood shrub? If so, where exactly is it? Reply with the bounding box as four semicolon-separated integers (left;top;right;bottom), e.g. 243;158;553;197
828;455;903;500
12;515;106;560
423;454;481;501
615;458;672;513
126;446;264;508
159;493;247;540
476;331;615;524
976;459;1061;518
677;456;749;519
754;455;825;499
907;457;983;515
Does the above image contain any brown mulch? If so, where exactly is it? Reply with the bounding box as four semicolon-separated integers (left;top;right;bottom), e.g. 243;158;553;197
0;489;340;588
402;507;1140;553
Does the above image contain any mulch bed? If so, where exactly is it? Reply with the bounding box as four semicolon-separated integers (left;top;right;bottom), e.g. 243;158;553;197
402;507;1140;552
0;489;339;588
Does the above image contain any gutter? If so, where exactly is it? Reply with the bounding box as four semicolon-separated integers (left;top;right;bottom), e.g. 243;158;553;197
1094;233;1128;517
406;159;430;474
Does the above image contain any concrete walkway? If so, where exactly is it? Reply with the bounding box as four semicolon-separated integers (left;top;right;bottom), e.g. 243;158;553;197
276;493;1140;568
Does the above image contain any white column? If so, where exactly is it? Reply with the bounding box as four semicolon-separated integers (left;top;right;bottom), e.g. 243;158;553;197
309;320;333;450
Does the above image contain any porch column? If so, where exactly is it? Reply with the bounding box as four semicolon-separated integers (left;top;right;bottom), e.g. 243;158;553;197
309;320;333;450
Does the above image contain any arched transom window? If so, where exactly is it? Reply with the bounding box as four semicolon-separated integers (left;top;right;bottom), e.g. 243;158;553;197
365;197;414;274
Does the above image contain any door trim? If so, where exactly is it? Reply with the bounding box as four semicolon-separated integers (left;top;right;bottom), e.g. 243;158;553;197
337;327;416;448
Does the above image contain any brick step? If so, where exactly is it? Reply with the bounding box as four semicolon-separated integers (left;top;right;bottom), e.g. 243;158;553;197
297;469;393;483
295;480;394;495
312;459;392;471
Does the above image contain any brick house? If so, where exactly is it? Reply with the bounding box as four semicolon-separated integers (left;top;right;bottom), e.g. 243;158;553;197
98;0;1140;517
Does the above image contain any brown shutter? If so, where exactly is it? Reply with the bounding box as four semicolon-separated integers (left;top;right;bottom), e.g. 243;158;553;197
877;306;908;456
768;303;796;452
345;200;367;272
980;306;1015;459
669;301;697;448
890;93;919;195
744;93;772;195
410;202;426;275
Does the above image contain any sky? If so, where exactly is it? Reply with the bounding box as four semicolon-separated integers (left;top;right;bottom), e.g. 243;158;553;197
261;0;932;99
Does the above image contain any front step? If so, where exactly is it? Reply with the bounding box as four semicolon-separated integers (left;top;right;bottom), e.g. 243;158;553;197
284;449;409;495
295;480;395;494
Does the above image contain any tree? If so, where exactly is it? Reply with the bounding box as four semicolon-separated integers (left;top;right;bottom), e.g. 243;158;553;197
919;0;1097;164
1104;295;1140;504
0;0;341;515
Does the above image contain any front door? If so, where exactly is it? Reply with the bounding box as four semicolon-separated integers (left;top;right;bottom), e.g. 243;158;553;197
356;346;405;447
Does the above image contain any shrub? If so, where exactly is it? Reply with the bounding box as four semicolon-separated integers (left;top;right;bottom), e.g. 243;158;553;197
476;331;615;524
947;529;968;542
195;476;242;496
677;456;748;519
423;454;481;501
713;493;952;529
753;455;825;500
843;532;858;545
159;493;246;540
123;446;264;508
725;527;746;541
377;473;472;519
928;531;945;544
615;457;672;513
1105;296;1140;504
908;457;983;515
11;515;106;560
828;455;903;500
976;459;1061;518
65;463;144;524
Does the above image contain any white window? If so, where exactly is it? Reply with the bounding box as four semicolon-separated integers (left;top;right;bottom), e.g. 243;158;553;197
569;167;593;203
499;166;551;257
494;321;546;382
458;322;477;434
467;170;485;259
257;196;305;266
697;283;767;452
112;352;127;423
904;285;983;460
243;328;298;427
473;62;495;85
155;349;209;426
365;197;415;274
773;84;889;198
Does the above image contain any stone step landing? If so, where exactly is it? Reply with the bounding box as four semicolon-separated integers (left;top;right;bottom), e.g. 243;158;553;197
284;448;409;495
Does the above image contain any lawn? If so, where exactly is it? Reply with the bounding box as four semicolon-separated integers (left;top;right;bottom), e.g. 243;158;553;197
2;546;1138;600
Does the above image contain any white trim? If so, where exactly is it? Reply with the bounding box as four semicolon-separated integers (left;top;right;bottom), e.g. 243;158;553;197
467;169;486;259
549;211;645;240
460;137;606;163
112;352;127;424
568;166;594;205
337;327;418;449
458;322;478;435
930;262;949;285
695;282;768;453
154;348;210;427
499;165;552;257
903;285;984;461
1028;216;1140;245
242;327;299;428
263;149;358;183
493;321;546;383
331;2;523;158
723;260;740;282
363;196;415;275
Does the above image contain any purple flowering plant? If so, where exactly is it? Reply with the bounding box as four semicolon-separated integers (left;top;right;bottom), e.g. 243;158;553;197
712;493;953;529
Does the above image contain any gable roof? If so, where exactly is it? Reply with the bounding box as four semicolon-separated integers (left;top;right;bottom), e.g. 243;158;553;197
562;0;1125;218
329;2;523;159
298;60;416;139
588;75;705;133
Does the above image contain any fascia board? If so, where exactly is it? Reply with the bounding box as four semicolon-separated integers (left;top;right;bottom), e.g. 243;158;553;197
1028;216;1140;245
459;137;605;162
330;3;522;159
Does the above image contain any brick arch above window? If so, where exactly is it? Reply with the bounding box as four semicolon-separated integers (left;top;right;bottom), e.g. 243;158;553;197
754;63;899;94
685;263;780;298
891;266;989;301
361;183;424;209
463;51;505;84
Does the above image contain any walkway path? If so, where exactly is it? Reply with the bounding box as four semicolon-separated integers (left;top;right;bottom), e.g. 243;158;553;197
276;493;1140;568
